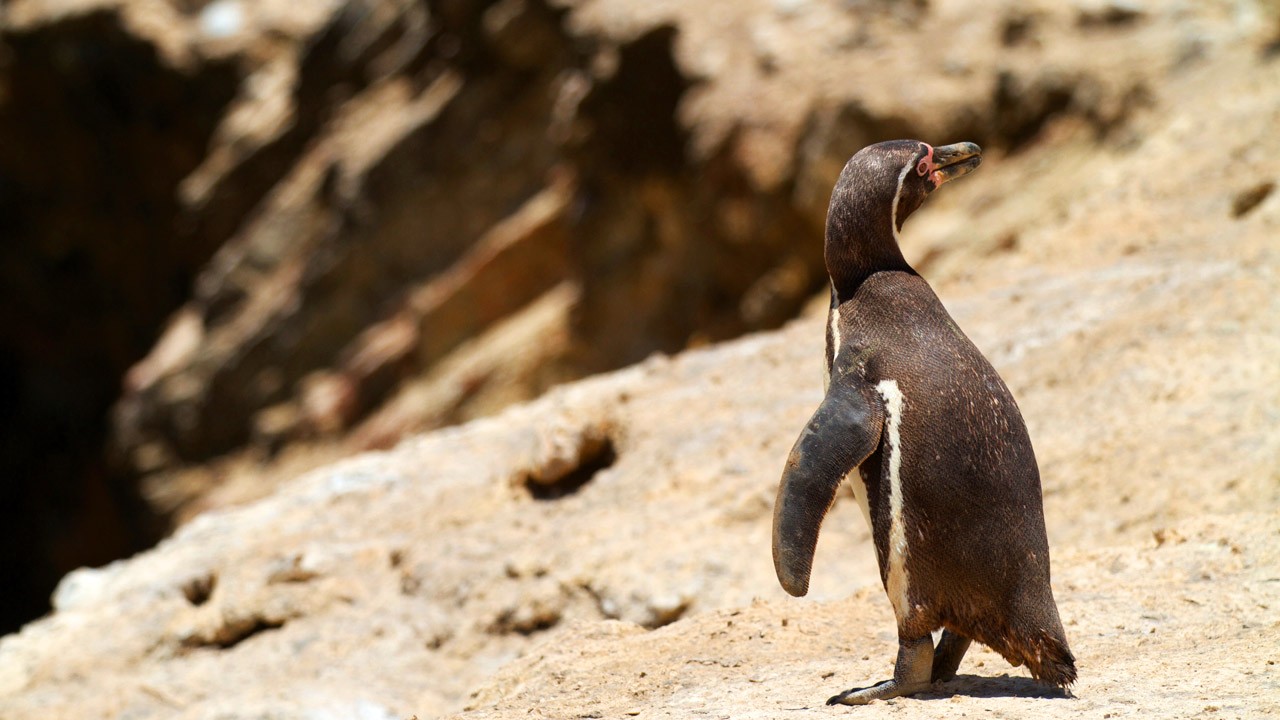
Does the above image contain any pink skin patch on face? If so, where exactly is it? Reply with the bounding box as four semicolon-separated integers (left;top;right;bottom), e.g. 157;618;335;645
918;143;947;188
917;144;934;177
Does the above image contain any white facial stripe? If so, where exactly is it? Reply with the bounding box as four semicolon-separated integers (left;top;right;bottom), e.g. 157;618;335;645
876;379;910;619
890;158;913;243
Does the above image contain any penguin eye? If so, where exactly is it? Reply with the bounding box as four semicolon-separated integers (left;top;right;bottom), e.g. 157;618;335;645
916;159;930;177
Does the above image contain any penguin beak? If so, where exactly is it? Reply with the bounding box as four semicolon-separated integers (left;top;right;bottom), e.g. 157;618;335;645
929;142;982;188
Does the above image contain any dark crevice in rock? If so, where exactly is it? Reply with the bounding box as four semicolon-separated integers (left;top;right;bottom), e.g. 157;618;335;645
0;7;239;636
197;616;288;651
1231;181;1275;219
566;25;821;374
1000;13;1039;47
646;599;691;629
489;608;562;636
181;613;289;651
1086;81;1155;141
525;434;617;502
991;71;1077;151
574;26;687;177
1264;37;1280;60
388;548;406;569
181;573;218;606
1076;3;1145;29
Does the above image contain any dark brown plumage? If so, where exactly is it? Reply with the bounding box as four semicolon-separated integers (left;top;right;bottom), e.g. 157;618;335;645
772;140;1075;705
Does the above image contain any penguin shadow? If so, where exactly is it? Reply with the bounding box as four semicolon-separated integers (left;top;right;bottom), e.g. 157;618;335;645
921;674;1073;701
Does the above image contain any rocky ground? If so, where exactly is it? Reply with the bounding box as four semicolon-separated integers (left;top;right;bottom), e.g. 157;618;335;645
2;0;1279;717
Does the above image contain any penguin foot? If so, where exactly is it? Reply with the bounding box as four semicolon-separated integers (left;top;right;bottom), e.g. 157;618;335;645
827;634;933;705
826;678;930;705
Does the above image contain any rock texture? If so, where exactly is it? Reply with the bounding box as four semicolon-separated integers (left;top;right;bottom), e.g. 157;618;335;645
2;4;1279;710
2;0;1266;633
2;0;1279;716
106;0;1264;519
462;513;1280;720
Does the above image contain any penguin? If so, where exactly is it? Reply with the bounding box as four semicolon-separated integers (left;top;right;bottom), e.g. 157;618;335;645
772;140;1076;705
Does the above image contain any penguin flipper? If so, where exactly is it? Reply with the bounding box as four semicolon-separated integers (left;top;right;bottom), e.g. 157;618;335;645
772;373;883;597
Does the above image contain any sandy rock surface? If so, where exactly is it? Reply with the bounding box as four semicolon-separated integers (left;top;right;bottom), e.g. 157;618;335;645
459;512;1280;719
2;0;1279;718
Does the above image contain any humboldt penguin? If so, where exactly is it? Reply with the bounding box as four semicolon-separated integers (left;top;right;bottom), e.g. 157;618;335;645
772;140;1075;705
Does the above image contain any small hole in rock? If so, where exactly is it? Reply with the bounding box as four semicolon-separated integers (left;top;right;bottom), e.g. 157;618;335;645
992;231;1019;253
525;435;617;501
1231;181;1274;219
199;616;286;650
182;573;217;606
1001;14;1035;47
1077;4;1144;28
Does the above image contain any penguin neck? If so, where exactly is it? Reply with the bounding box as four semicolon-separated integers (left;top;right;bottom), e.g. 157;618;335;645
824;206;916;300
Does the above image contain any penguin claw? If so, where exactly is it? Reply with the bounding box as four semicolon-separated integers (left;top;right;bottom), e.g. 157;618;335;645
827;634;933;704
826;678;929;705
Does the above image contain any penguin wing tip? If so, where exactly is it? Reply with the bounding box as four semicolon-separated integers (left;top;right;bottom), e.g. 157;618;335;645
773;528;817;598
775;566;811;597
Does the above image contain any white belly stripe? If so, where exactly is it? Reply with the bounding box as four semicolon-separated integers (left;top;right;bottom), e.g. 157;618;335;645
876;379;910;619
845;466;872;533
828;307;842;363
826;289;841;392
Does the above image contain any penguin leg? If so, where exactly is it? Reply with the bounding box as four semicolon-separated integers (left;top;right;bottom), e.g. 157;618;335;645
827;633;933;705
930;630;972;683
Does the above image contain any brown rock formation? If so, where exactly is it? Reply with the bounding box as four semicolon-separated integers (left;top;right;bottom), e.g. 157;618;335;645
106;0;1209;526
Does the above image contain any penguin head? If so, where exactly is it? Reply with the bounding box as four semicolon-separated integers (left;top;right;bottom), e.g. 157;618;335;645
825;140;981;287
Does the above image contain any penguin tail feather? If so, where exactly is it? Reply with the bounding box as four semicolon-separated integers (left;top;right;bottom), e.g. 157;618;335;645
979;621;1076;690
1023;630;1077;689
